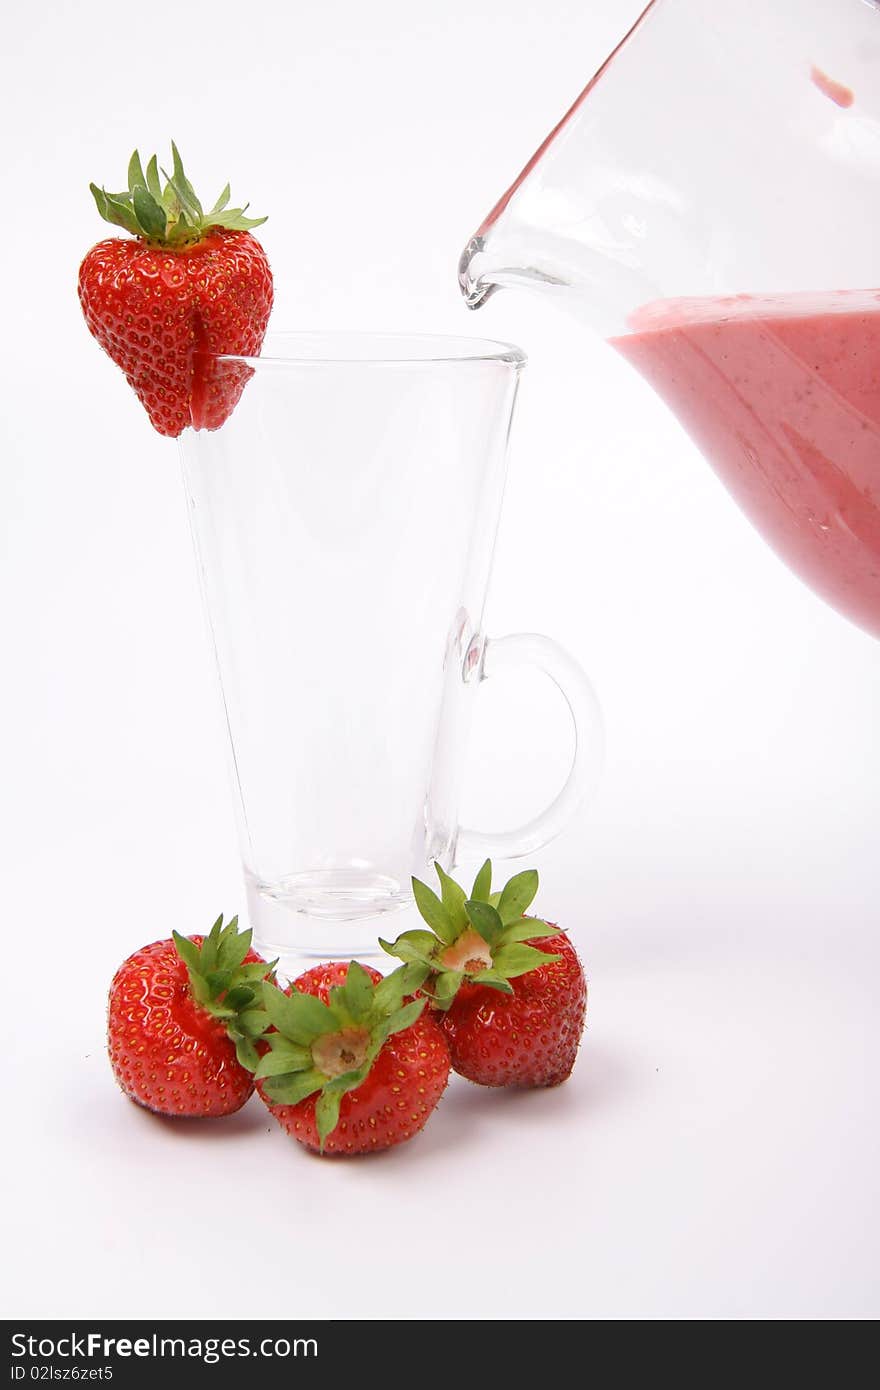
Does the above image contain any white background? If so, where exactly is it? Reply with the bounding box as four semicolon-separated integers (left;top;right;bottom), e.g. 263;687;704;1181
2;0;878;1320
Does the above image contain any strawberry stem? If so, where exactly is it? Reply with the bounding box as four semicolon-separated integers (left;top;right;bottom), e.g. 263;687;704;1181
257;962;428;1148
172;915;276;1070
89;143;267;247
380;861;563;1010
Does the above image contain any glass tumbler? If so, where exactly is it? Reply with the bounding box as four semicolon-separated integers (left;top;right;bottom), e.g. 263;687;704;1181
178;334;602;969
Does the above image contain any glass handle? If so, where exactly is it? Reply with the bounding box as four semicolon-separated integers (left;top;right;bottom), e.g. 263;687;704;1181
456;632;604;863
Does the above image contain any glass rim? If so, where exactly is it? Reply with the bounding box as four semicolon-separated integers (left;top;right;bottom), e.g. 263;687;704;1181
212;330;527;368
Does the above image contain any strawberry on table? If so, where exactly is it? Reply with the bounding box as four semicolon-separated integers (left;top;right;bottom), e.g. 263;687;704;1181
78;144;273;437
256;961;450;1155
381;861;587;1088
107;914;274;1118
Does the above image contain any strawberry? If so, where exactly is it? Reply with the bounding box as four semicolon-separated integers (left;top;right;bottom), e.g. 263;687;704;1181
256;961;450;1155
381;860;587;1088
78;145;273;438
107;914;274;1118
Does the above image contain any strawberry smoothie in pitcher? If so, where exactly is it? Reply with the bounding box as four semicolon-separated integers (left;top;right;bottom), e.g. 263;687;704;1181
611;291;880;637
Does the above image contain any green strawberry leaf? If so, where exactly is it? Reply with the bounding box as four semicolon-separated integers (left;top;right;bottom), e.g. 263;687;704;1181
206;1005;237;1021
315;1091;343;1147
373;962;428;1013
237;1008;269;1038
90;146;266;246
161;179;180;218
400;960;431;993
255;1046;313;1079
255;945;436;1146
90;185;139;236
464;899;505;947
471;859;492;903
223;985;255;1011
145;154;162;201
179;144;205;217
209;182;231;215
259;982;309;1040
239;959;277;982
322;1058;374;1096
411;877;457;944
262;1032;312;1063
433;969;464;1009
491;943;561;978
496;869;540;925
379;930;438;967
498;917;561;946
434;863;469;931
169;916;274;1073
263;1068;326;1107
199;918;222;973
218;922;252;970
187;972;212;1008
286;989;341;1038
205;968;232;995
171;931;201;973
379;997;426;1040
206;207;268;231
469;968;515;994
127;150;146;190
168;140;203;220
338;960;374;1021
261;980;339;1044
233;1036;260;1071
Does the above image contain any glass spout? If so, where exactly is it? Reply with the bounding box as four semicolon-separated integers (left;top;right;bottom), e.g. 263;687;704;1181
457;235;495;310
459;0;880;336
458;234;569;311
459;0;661;326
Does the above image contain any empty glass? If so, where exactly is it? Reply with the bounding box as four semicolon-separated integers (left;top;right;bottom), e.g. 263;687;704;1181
178;334;602;969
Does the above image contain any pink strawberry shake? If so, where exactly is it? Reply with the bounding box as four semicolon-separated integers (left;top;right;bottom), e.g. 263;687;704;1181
612;291;880;638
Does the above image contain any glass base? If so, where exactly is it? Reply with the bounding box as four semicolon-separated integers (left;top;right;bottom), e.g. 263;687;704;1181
244;868;419;982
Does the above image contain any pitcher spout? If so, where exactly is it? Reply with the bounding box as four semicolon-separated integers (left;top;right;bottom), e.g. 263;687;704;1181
457;235;494;310
458;234;568;312
457;0;880;337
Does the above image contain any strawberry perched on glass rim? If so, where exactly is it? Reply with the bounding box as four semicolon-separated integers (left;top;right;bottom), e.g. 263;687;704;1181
381;861;587;1088
78;144;273;437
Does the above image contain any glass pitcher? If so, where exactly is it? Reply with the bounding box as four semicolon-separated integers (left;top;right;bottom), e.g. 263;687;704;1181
459;0;880;638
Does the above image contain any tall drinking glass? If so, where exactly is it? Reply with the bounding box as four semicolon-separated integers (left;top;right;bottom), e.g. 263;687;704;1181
178;334;602;970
